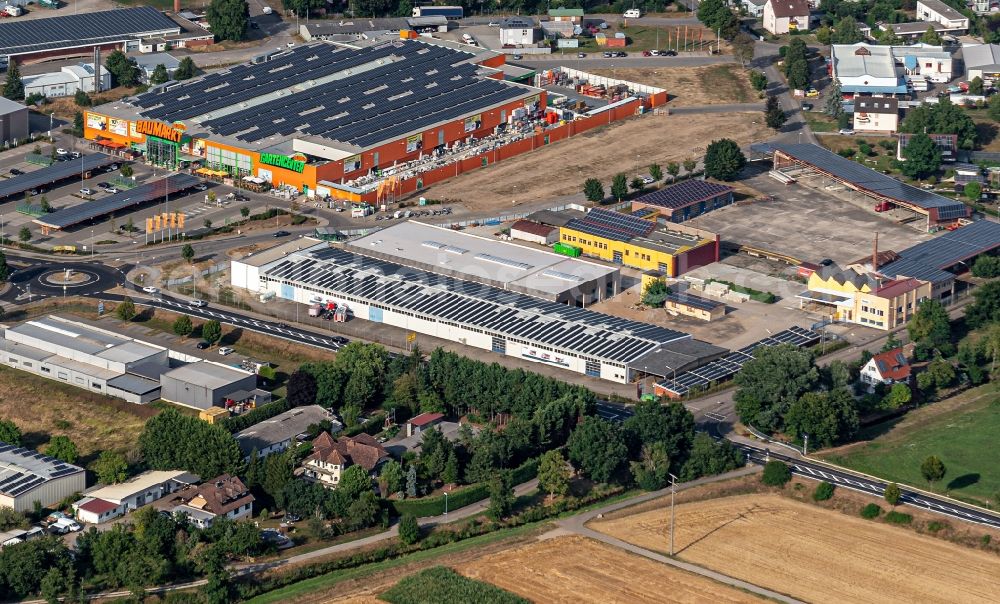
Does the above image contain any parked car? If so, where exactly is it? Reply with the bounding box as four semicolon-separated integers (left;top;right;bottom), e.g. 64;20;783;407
641;175;655;185
838;128;855;135
191;300;208;308
193;183;208;191
287;41;295;48
615;51;627;57
331;336;349;345
801;103;814;111
196;341;210;349
142;286;159;294
512;54;522;60
28;188;44;195
276;322;290;328
105;186;119;194
663;50;677;56
9;168;23;175
218;347;234;355
56;148;68;155
624;8;641;18
642;50;652;57
577;52;586;58
79;187;94;195
488;20;499;26
603;51;613;58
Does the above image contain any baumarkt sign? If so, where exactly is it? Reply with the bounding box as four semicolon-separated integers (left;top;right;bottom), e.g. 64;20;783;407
135;120;182;143
260;153;305;173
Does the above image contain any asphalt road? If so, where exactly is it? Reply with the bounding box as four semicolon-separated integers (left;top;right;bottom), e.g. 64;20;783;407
0;256;125;301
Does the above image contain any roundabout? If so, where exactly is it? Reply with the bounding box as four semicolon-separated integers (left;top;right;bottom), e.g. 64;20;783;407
2;259;126;301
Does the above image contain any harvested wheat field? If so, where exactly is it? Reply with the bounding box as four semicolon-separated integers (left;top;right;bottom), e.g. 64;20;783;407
591;494;1000;604
590;64;756;106
455;535;761;604
425;112;769;212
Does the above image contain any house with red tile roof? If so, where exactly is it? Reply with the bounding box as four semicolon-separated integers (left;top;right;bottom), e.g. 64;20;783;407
300;432;390;489
861;347;912;389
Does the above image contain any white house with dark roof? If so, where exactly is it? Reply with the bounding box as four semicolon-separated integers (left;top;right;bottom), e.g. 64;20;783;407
853;96;899;133
763;0;811;34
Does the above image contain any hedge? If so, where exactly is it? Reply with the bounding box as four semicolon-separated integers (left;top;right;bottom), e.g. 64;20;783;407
219;398;290;433
345;413;386;437
390;458;539;518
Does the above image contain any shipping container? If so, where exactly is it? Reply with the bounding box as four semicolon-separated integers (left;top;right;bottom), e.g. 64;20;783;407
553;242;582;257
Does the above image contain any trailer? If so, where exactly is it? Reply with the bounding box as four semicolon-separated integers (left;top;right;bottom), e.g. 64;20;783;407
412;5;463;19
552;242;582;257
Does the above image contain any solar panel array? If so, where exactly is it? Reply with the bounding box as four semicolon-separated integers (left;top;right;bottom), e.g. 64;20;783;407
135;41;530;149
564;208;656;243
656;326;821;396
635;180;733;210
773;143;969;215
879;219;1000;283
663;291;723;312
36;174;201;229
0;7;179;56
262;245;692;364
0;154;116;201
0;443;81;497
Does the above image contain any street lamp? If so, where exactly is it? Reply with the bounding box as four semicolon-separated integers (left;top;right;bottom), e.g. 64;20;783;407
444;491;449;516
668;472;678;556
802;434;809;456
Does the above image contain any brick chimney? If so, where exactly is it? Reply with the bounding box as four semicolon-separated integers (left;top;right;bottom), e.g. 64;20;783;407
174;0;180;13
872;231;879;272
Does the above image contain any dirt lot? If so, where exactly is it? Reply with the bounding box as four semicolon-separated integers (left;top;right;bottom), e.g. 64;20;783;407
591;64;756;106
425;112;770;214
456;535;760;604
591;494;1000;604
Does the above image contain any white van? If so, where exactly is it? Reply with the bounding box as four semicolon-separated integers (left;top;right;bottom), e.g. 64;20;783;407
623;8;641;18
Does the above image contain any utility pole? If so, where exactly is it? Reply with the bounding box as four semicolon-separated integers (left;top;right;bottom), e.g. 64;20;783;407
803;434;809;456
668;473;678;556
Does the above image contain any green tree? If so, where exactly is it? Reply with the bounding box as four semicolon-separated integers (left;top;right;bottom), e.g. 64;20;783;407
920;25;942;45
286;369;318;407
649;163;663;181
172;315;193;337
204;218;213;229
94;450;128;484
202;319;222;345
0;419;22;445
583;178;604;202
900;133;942;180
666;162;680;181
696;0;738;38
611;173;628;201
339;464;372;501
380;460;404;495
623;399;695;472
398;514;420;544
884;482;902;507
487;470;514;520
966;280;1000;329
115;296;136;322
73;111;84;137
812;481;835;501
731;32;755;67
900;97;978;149
881;382;912;410
240;205;251;218
784;389;860;448
207;0;250;41
44;436;79;464
749;70;768;92
989;93;1000;122
920;455;946;485
18;226;31;243
105;50;141;87
907;298;951;352
537;450;570;497
815;25;832;45
629;177;645;192
120;164;133;178
139;409;241;478
73;90;92;107
174;57;196;80
735;344;819;434
681;432;744;480
969;76;985;96
761;460;792;486
683;158;697;175
181;243;195;263
567;419;628;483
971;255;1000;278
784;39;810;91
641;278;670;307
833;16;864;44
765;94;786;130
3;59;24;101
39;196;51;213
150;63;169;85
703;138;746;181
0;251;8;282
630;441;671;491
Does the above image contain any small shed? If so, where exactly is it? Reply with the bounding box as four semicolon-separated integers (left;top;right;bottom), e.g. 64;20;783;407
406;412;445;437
510;219;557;245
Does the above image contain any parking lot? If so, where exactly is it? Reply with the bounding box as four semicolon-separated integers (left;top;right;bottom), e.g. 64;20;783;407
686;169;935;267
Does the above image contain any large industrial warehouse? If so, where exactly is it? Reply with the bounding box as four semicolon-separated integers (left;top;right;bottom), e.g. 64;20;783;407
231;237;725;383
345;221;621;305
0;7;212;64
84;39;543;201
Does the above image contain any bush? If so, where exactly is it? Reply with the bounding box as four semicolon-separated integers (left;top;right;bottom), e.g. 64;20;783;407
926;521;946;533
838;148;855;158
860;503;882;519
812;481;835;501
761;460;792;486
398;514;420;545
218;399;290;433
885;511;912;524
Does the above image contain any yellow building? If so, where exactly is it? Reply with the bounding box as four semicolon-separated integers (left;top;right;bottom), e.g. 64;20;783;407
559;209;718;277
799;266;931;330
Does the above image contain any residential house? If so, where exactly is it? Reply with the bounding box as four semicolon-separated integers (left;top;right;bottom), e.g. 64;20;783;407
743;0;768;18
405;412;444;437
861;347;912;389
72;470;199;524
763;0;811;35
171;474;254;529
499;17;537;46
235;405;339;460
853;96;898;133
300;432;390;488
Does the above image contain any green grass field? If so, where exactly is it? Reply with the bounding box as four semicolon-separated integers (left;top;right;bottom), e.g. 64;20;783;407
380;567;528;604
822;384;1000;508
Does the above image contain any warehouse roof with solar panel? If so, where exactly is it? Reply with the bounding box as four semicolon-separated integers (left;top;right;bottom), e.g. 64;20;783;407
95;39;543;163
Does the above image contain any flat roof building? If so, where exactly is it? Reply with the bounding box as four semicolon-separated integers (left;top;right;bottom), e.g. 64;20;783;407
0;442;85;513
159;360;258;410
630;180;734;223
963;43;1000;81
231;239;725;383
0;97;28;147
345;221;621;304
235;405;338;459
72;470;198;524
0;315;167;403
